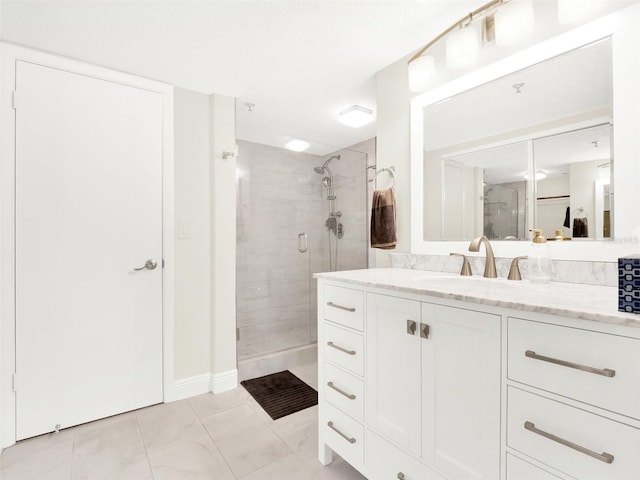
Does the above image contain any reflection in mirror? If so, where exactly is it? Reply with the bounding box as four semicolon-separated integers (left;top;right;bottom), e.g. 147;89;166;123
533;124;612;241
422;37;612;242
440;142;529;240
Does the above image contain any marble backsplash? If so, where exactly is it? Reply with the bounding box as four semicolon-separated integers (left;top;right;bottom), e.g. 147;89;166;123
388;253;618;287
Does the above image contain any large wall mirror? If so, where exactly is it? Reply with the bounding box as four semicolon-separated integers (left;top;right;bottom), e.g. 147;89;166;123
411;4;640;262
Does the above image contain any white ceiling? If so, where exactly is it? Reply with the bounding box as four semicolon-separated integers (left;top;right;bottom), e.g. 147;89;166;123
0;0;487;155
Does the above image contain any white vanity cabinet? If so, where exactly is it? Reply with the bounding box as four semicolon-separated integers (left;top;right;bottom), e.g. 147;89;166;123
505;317;640;480
317;269;640;480
366;293;501;479
318;279;501;480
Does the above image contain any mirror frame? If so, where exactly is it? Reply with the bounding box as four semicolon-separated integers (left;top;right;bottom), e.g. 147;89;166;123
411;3;640;262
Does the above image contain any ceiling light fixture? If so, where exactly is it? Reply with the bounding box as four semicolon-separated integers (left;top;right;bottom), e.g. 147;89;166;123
408;0;538;92
284;139;310;152
338;105;375;128
524;170;546;180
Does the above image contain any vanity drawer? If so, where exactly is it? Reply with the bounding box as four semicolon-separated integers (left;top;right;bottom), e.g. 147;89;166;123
323;402;364;471
366;430;445;480
506;454;563;480
323;322;364;376
324;363;364;422
507;317;640;419
507;387;640;480
323;284;364;331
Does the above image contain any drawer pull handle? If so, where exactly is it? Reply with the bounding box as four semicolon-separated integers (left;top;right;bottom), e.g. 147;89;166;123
327;341;356;356
524;421;614;464
327;381;356;400
327;302;356;312
327;421;356;444
397;473;405;480
525;350;616;378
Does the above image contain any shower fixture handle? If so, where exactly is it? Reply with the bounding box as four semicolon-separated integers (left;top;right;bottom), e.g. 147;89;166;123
297;233;308;253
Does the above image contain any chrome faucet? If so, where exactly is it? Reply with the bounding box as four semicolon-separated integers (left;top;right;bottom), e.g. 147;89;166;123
468;235;497;278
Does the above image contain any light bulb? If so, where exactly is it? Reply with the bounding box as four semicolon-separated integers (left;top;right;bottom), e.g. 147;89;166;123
446;24;480;69
495;0;534;47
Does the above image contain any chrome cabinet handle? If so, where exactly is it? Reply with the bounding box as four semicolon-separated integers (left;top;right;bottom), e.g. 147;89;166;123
327;421;356;444
326;302;356;312
420;322;430;339
134;259;158;271
327;341;356;356
525;350;616;378
407;320;417;335
524;421;614;464
327;381;356;400
297;233;308;253
397;473;405;480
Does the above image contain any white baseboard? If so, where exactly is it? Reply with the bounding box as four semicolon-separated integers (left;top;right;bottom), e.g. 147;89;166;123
171;369;238;401
210;369;238;394
172;373;212;401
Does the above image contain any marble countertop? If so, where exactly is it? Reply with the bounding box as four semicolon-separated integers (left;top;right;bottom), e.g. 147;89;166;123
315;268;640;329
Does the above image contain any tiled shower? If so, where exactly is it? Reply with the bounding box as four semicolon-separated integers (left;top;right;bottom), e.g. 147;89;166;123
236;139;373;375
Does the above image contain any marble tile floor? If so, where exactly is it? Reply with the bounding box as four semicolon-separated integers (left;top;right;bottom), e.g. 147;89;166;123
0;362;366;480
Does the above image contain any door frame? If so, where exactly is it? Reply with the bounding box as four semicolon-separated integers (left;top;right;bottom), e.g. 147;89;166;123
0;43;176;448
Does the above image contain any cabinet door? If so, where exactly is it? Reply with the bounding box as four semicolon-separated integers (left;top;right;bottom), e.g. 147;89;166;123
367;293;422;455
422;304;501;479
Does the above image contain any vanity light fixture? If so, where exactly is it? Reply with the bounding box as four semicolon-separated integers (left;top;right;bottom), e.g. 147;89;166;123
446;22;481;69
338;105;375;128
284;139;310;152
408;0;536;92
494;0;534;46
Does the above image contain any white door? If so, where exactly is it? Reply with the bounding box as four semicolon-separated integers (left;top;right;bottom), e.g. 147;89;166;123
15;61;164;440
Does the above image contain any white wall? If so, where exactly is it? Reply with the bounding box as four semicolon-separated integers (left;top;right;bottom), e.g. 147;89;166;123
173;88;212;379
173;89;238;391
209;94;238;391
375;60;411;266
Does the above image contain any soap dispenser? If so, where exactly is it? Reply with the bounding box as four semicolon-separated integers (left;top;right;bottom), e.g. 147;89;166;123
528;229;552;283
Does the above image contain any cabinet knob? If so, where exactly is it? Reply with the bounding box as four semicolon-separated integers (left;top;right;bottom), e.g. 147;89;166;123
406;320;417;335
397;473;405;480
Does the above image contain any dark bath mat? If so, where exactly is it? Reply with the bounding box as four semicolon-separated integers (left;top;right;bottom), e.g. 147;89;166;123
241;370;318;420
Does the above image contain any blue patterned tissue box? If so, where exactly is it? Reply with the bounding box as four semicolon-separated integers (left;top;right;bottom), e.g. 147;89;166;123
619;255;640;313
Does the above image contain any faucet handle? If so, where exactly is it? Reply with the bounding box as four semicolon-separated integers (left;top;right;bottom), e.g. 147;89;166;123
450;253;472;276
508;256;528;281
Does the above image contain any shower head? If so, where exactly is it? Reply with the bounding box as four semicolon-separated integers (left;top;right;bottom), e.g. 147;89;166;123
314;154;341;174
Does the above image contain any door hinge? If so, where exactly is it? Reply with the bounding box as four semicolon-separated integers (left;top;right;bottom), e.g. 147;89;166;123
12;91;17;109
12;373;17;392
162;258;165;268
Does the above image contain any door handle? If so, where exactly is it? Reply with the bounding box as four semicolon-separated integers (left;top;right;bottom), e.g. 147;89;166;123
134;259;158;271
297;233;308;253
